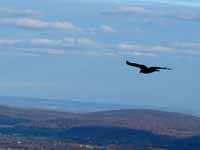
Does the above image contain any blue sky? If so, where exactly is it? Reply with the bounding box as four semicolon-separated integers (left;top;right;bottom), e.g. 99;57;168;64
0;0;200;112
140;0;200;6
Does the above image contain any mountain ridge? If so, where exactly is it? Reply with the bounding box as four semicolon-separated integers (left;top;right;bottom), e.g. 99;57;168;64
0;105;200;137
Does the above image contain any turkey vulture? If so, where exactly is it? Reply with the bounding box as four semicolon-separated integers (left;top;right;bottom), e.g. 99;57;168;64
126;60;171;74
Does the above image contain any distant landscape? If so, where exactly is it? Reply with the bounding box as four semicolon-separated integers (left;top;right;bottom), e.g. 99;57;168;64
0;96;199;116
0;103;199;149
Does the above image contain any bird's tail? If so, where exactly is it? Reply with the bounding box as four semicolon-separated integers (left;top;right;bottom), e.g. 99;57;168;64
126;60;131;65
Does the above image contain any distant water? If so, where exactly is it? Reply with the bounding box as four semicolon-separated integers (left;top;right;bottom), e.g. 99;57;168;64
0;96;199;116
0;96;132;113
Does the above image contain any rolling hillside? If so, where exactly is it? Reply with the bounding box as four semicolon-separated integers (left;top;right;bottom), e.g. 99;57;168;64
0;106;200;137
0;106;200;149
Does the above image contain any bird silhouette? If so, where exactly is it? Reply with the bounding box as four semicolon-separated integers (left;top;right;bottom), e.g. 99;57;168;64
126;60;171;74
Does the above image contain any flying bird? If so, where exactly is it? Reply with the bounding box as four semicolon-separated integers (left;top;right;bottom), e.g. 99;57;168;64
126;60;171;74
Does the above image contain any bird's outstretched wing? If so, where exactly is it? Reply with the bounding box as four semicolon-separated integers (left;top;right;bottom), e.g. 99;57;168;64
126;61;147;69
150;67;171;70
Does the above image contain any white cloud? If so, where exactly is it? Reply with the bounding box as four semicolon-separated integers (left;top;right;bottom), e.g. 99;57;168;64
103;6;200;21
62;38;97;46
119;43;175;53
1;39;200;57
0;38;97;47
118;51;157;57
149;46;175;52
134;28;144;33
0;38;98;56
30;39;61;46
119;41;200;57
0;18;81;31
51;22;81;31
0;40;21;46
30;38;96;47
119;43;140;50
0;9;39;17
0;51;39;57
76;38;96;45
175;42;200;49
101;25;115;33
46;49;66;54
172;41;200;57
2;47;66;56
